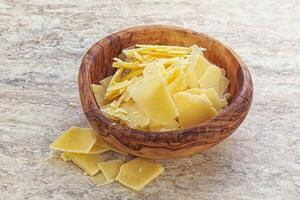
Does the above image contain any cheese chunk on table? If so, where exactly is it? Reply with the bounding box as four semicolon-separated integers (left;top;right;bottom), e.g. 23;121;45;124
49;127;97;153
64;152;102;176
90;173;110;186
116;158;164;191
97;160;123;183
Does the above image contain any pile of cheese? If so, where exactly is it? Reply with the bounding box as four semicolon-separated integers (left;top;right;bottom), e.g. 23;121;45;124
92;44;230;131
50;127;164;191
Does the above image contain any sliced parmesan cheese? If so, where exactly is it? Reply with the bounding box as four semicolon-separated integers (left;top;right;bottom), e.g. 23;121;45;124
128;75;178;125
143;62;166;77
90;173;110;186
97;160;123;183
121;102;150;130
198;65;223;94
186;88;228;111
87;144;110;154
99;76;112;91
116;158;164;191
101;101;128;122
49;127;97;153
149;119;179;132
64;152;102;176
173;92;217;128
61;152;71;162
91;84;106;106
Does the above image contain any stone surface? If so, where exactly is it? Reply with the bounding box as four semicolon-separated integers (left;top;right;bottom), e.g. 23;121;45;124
0;0;299;199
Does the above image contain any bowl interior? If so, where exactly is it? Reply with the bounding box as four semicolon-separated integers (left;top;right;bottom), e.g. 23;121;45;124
88;27;242;104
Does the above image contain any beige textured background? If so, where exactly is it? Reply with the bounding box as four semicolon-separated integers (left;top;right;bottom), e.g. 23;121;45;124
0;0;299;199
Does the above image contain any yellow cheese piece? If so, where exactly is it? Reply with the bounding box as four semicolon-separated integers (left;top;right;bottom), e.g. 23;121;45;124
64;152;102;176
189;54;210;78
184;54;209;88
116;158;164;191
220;76;230;95
200;88;227;111
173;92;217;128
143;62;166;77
88;144;109;154
97;160;123;183
198;65;223;94
186;88;228;111
90;173;110;186
119;69;143;81
61;152;71;161
168;65;187;94
121;102;150;130
99;76;112;91
149;119;179;132
101;101;128;122
91;84;105;106
128;75;178;125
49;127;97;153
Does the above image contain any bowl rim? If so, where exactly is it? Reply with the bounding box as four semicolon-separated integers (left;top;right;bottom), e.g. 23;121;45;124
78;25;253;145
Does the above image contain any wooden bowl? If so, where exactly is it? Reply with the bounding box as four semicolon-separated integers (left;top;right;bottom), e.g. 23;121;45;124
78;25;253;159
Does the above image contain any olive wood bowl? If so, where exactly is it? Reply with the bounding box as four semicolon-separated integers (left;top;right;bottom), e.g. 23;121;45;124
78;25;253;159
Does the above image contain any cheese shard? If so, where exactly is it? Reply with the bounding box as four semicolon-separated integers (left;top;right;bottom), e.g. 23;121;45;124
99;76;112;91
198;65;223;94
90;173;110;186
186;88;228;111
143;62;166;77
101;101;128;122
121;102;150;130
92;84;106;106
173;92;217;128
97;160;123;183
128;75;178;125
64;152;102;176
149;119;179;132
88;144;110;154
220;76;230;95
116;158;164;191
49;127;97;153
61;152;71;162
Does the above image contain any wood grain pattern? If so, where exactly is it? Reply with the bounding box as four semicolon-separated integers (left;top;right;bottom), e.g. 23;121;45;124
78;25;253;159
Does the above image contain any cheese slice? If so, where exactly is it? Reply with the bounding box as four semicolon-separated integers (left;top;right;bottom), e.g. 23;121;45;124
220;76;230;95
149;119;179;132
173;92;217;128
92;84;105;106
128;75;178;125
64;152;102;176
49;127;97;153
97;160;123;183
198;65;222;94
99;76;112;91
61;152;71;162
116;158;164;191
87;144;110;154
90;173;110;186
143;62;166;77
186;88;228;111
121;102;150;130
